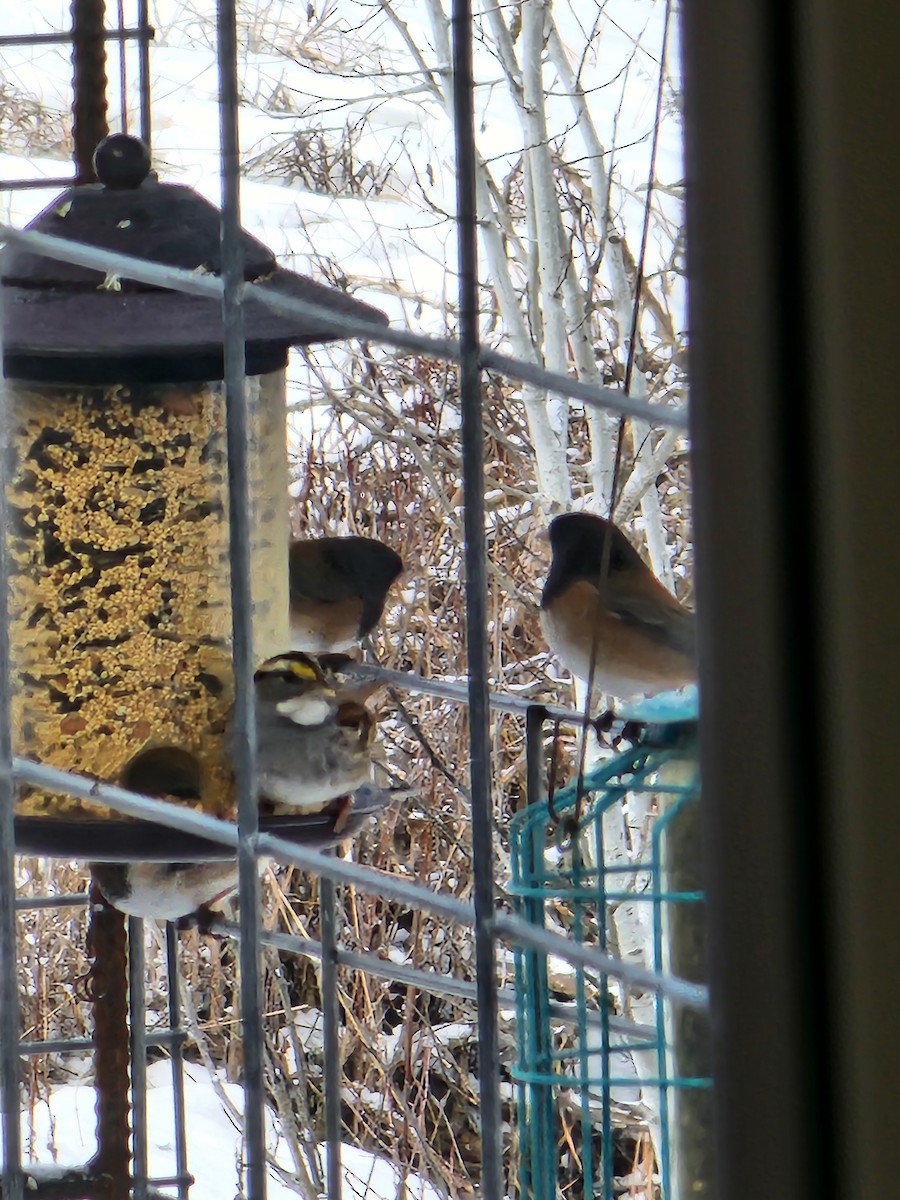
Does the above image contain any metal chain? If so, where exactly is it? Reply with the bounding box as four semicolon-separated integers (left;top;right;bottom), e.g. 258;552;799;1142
86;880;131;1200
71;0;109;182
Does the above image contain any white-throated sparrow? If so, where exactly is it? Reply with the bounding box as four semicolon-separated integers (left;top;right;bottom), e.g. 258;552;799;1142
90;652;390;921
252;651;375;812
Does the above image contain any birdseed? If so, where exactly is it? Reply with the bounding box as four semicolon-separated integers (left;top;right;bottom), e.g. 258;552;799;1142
4;372;289;819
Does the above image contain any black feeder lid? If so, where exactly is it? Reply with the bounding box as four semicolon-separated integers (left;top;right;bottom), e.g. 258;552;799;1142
0;134;389;383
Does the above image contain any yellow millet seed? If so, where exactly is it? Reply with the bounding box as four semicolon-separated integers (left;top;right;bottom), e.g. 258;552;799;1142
6;376;288;822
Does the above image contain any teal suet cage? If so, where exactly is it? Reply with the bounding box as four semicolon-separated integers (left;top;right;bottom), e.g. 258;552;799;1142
509;708;711;1200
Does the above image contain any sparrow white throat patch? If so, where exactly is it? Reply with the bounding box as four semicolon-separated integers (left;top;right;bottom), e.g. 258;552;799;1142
277;693;334;726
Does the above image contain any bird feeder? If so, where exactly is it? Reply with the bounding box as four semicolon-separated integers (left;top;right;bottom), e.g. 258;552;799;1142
1;134;388;856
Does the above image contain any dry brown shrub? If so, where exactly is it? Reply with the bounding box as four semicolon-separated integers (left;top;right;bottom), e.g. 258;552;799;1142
0;82;72;159
19;346;690;1197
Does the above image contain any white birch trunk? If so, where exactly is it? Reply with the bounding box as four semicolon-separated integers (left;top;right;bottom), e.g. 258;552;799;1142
606;236;674;587
417;0;572;509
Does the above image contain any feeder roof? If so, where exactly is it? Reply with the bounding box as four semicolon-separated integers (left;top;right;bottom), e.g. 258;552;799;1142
0;134;389;383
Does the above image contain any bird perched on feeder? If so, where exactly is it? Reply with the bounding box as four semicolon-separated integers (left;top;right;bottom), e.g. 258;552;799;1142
90;859;243;923
90;748;244;921
90;653;390;921
540;512;696;701
289;535;403;653
251;650;377;815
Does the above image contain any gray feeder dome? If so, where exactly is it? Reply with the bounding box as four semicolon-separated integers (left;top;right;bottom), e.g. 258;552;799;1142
0;133;388;383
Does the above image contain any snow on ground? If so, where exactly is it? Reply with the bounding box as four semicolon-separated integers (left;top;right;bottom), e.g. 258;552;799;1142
20;1060;441;1200
1;0;683;327
1;0;685;433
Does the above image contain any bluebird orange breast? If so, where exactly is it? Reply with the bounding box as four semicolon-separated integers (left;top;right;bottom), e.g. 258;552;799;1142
541;579;696;700
289;594;369;653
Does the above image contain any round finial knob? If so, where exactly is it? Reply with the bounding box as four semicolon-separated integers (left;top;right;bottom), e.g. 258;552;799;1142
93;134;151;190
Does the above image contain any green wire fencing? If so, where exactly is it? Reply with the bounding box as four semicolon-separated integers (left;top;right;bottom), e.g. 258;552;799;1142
508;710;711;1200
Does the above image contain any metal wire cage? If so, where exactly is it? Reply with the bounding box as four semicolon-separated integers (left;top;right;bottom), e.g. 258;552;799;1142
0;4;702;1200
509;712;710;1200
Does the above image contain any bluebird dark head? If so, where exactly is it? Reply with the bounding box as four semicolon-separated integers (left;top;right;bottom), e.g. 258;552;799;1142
290;536;402;594
543;512;644;605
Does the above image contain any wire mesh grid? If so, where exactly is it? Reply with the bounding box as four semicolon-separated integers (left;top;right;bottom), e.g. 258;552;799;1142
0;0;153;192
509;715;708;1200
0;3;702;1200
